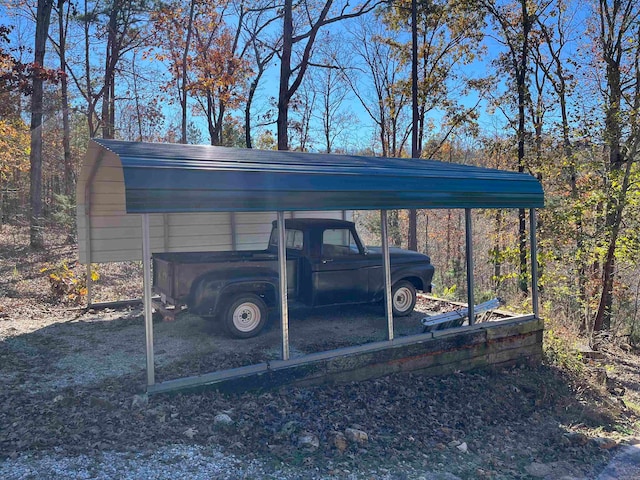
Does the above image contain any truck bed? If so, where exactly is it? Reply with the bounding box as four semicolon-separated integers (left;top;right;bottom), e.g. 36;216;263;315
153;250;297;305
153;250;277;264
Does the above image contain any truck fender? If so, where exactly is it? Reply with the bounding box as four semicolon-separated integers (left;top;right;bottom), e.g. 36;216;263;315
219;280;278;311
189;269;278;317
392;264;435;292
392;273;424;291
372;271;428;303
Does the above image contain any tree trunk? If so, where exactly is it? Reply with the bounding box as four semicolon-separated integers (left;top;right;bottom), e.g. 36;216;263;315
277;0;293;151
456;210;464;290
132;52;143;141
245;76;259;148
206;93;216;145
180;0;196;144
215;101;225;146
388;210;402;246
596;60;623;328
493;209;503;289
560;66;587;327
516;0;530;295
424;213;429;255
101;5;118;139
83;0;98;137
408;0;419;251
594;159;633;331
57;0;73;197
29;0;54;249
592;0;638;331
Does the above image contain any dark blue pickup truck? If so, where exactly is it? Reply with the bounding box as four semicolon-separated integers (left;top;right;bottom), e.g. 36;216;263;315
153;218;434;338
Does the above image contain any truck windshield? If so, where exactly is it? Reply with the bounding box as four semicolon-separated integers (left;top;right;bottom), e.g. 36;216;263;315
269;228;304;250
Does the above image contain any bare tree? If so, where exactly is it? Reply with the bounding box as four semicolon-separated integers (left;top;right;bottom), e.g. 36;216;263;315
346;19;411;157
592;0;640;331
50;0;73;196
532;0;586;324
228;0;281;148
308;33;356;153
29;0;54;248
65;0;147;138
289;80;316;151
480;0;552;294
277;0;382;150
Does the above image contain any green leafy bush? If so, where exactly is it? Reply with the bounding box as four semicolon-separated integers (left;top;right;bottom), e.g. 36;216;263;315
543;328;583;374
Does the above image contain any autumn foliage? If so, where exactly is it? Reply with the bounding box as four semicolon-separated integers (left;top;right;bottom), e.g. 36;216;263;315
1;0;639;341
149;0;249;145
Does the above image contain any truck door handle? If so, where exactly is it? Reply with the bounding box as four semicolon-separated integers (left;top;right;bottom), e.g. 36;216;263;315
322;259;333;264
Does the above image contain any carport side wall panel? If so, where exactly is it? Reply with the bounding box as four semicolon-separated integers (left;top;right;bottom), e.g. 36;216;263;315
77;145;294;263
75;157;350;264
78;214;233;251
76;145;115;264
78;212;349;263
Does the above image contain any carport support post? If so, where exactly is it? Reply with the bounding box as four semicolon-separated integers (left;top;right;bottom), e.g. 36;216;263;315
530;209;540;318
465;209;475;325
142;214;155;386
380;210;394;340
86;263;93;307
277;211;290;361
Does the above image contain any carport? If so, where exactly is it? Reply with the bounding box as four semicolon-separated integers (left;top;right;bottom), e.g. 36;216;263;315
77;138;544;394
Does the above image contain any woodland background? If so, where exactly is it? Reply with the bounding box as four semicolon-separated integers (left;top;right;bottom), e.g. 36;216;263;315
1;0;639;343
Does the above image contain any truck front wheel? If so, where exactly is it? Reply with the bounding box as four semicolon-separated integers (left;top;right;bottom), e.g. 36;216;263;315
392;280;417;317
224;294;268;338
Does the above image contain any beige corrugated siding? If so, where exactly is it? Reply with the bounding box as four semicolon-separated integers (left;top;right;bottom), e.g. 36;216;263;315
77;146;349;263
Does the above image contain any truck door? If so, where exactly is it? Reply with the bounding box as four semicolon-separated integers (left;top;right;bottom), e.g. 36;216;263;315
311;227;369;306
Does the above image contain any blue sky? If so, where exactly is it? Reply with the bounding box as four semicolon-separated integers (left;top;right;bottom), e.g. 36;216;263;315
0;0;590;154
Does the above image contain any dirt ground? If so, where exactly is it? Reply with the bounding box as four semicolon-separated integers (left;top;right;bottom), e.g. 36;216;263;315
1;225;640;479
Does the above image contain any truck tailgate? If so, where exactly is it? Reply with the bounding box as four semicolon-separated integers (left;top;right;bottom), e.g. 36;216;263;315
153;256;175;301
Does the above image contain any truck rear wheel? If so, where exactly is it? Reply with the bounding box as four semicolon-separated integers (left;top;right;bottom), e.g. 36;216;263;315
392;280;416;317
224;294;268;338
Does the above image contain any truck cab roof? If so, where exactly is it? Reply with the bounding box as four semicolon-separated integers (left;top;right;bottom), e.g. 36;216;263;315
271;218;355;230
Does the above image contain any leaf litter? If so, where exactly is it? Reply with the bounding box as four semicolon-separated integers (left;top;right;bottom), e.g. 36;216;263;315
1;225;639;479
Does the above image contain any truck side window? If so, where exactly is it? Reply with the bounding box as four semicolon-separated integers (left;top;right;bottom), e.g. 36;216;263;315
270;228;304;250
288;229;304;249
322;229;360;256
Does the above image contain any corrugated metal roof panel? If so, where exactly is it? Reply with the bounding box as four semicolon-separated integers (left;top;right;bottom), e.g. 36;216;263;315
91;138;544;213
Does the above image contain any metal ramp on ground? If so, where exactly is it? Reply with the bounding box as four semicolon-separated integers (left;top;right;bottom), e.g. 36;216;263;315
421;298;503;332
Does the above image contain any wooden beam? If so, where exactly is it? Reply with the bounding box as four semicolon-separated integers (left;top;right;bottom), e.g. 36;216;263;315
146;317;543;396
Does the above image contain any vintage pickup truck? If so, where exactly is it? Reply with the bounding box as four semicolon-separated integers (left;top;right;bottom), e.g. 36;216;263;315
153;218;435;338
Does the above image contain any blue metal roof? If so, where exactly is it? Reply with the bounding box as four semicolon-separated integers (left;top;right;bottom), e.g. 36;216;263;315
91;138;544;213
